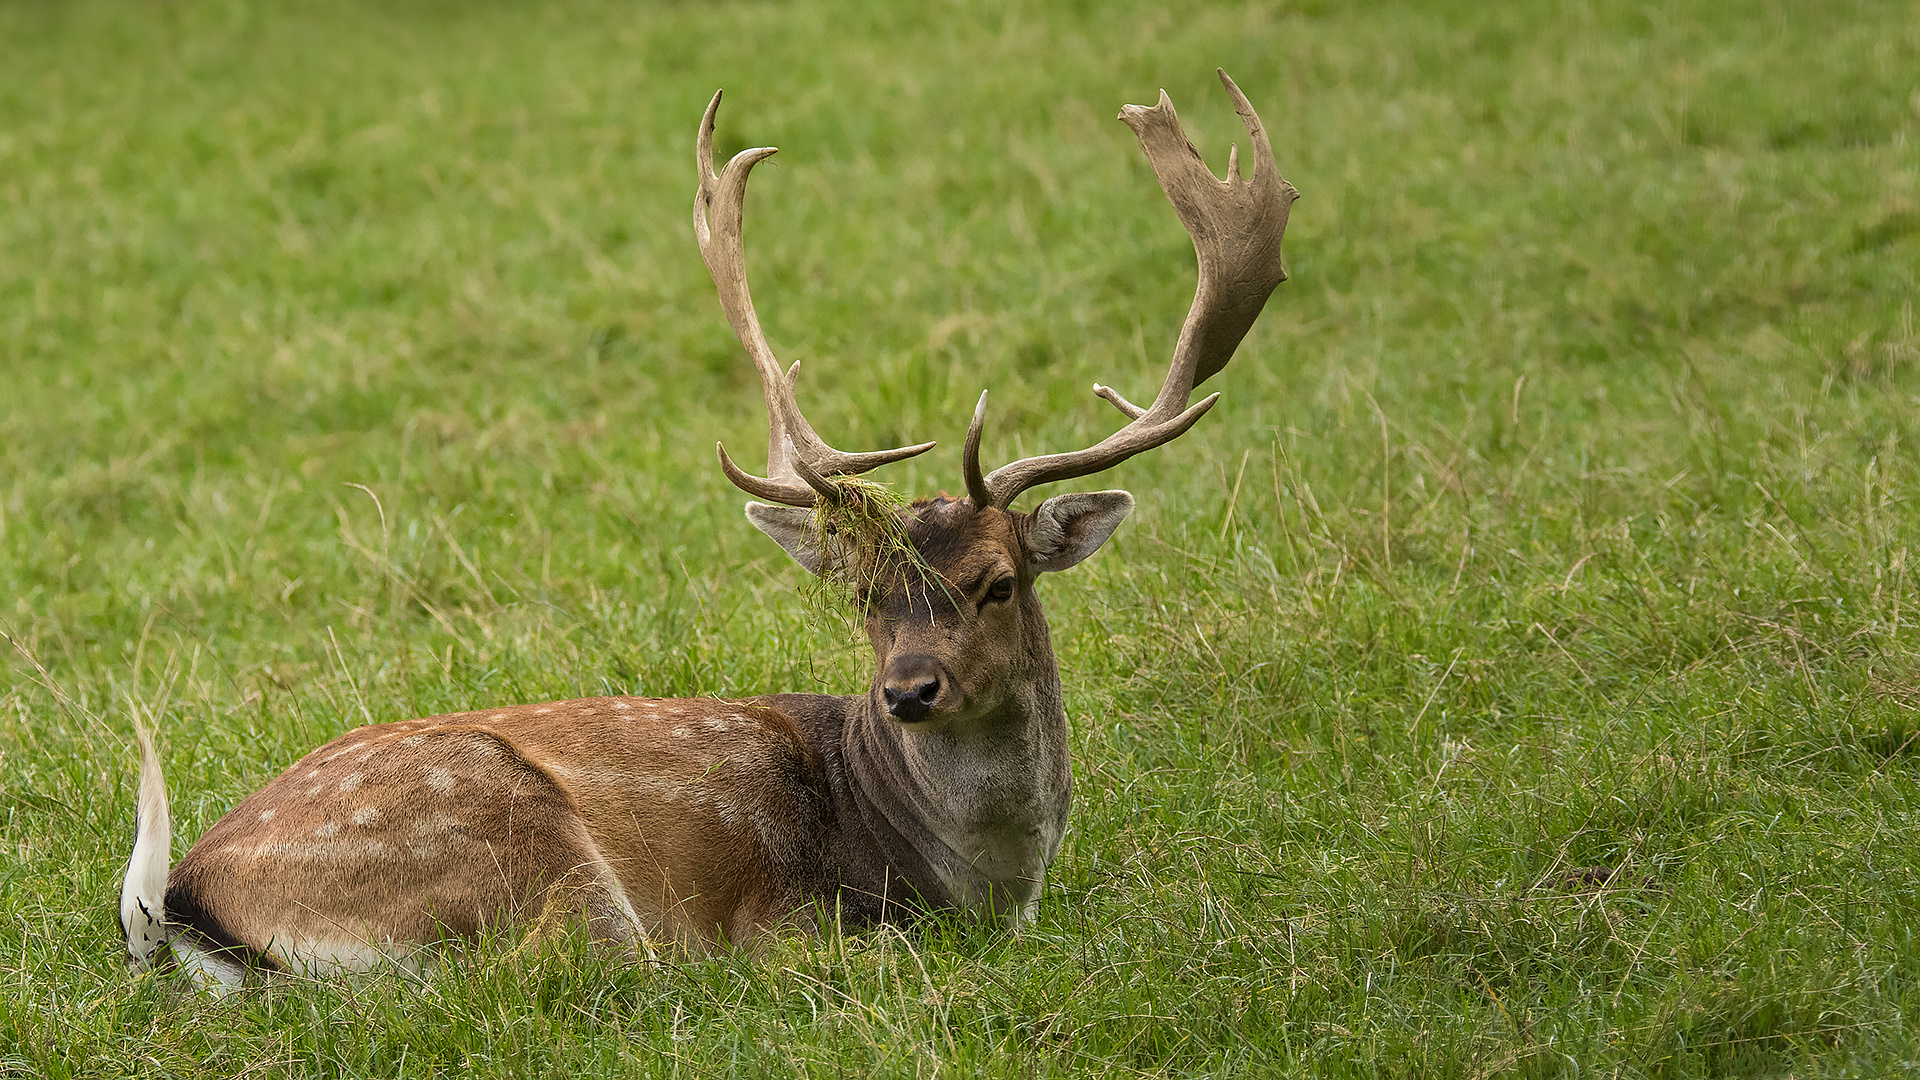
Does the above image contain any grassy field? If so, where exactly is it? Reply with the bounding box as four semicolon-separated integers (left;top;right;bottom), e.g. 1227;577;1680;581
4;0;1919;1075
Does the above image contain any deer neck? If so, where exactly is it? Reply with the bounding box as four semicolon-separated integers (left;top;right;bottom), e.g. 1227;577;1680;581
841;637;1071;925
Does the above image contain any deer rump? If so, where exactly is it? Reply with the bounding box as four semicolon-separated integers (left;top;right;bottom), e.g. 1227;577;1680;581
119;71;1295;988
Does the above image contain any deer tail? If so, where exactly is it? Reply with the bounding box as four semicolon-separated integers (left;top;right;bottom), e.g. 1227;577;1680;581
119;711;172;969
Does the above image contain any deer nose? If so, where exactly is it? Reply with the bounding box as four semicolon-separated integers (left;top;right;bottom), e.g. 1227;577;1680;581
881;657;944;723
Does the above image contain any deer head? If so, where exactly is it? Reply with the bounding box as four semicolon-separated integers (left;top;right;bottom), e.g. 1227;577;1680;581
694;71;1297;736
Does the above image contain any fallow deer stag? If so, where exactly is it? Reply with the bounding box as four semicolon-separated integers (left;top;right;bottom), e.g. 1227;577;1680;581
120;69;1297;988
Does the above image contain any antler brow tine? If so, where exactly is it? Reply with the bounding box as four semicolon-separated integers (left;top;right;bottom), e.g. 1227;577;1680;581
963;69;1299;510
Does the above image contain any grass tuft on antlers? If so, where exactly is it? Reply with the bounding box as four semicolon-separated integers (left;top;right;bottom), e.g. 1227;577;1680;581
798;478;926;618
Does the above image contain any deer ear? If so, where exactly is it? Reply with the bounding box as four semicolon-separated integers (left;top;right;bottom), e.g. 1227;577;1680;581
1027;491;1135;574
745;503;837;576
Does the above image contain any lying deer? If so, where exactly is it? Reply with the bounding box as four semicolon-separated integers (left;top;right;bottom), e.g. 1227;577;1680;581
120;69;1296;988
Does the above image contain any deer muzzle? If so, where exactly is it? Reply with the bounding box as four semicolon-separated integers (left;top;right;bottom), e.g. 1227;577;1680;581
881;654;947;723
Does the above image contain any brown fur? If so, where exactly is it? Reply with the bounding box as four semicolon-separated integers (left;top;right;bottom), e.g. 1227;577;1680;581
167;697;834;966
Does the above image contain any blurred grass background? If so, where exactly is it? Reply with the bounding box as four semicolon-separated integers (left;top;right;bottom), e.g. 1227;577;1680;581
3;0;1918;1075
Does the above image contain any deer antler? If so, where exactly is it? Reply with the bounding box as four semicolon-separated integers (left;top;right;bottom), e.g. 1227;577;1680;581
696;91;935;507
963;69;1297;510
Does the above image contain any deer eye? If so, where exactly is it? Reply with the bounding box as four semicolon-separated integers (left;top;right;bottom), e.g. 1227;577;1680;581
986;577;1016;603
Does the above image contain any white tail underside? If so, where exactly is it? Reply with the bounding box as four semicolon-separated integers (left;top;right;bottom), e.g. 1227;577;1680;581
119;712;172;969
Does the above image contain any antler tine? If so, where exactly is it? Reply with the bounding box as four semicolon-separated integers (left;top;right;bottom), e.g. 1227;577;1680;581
695;91;935;508
965;70;1298;510
962;391;994;507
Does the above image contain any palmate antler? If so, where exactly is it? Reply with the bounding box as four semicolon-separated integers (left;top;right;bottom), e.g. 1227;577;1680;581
697;71;1296;511
963;69;1298;509
695;91;935;508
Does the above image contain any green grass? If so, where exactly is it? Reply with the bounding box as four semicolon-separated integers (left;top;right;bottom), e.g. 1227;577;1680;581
4;0;1919;1074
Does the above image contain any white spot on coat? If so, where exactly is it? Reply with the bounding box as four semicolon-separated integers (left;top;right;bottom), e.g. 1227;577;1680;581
338;773;364;793
412;811;463;838
424;767;456;794
351;807;380;826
